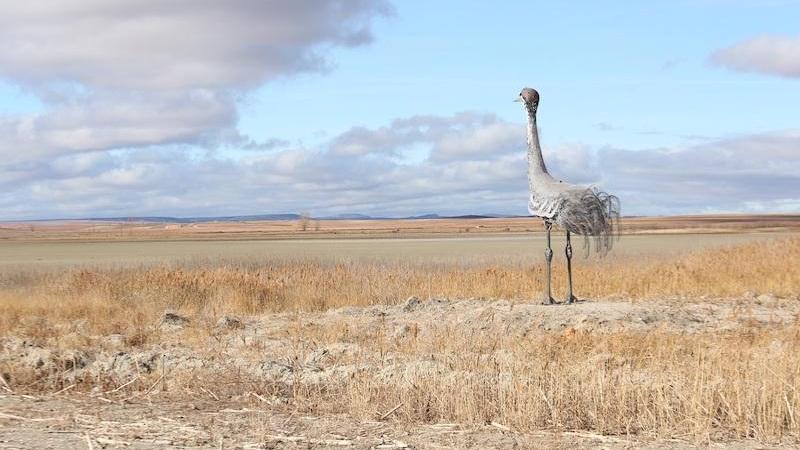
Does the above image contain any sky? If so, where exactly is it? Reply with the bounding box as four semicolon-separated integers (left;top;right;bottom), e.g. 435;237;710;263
0;0;799;220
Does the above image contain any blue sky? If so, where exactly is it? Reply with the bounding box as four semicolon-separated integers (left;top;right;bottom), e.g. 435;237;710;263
0;1;799;219
241;1;800;148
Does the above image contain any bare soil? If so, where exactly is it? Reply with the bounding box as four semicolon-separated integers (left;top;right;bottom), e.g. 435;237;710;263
0;395;786;449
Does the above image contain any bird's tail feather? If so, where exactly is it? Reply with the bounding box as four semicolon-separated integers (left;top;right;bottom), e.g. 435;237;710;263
557;188;621;256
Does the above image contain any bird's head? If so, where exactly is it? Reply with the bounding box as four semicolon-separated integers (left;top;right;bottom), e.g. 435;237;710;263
515;87;540;113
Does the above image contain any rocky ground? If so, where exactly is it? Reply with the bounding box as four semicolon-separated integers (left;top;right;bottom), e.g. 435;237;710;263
2;295;799;449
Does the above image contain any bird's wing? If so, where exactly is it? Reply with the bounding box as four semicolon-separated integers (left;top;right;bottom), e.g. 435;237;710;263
528;178;584;219
528;194;560;219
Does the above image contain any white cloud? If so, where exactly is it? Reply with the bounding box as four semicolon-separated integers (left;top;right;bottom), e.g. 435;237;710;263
1;91;235;162
711;34;800;78
432;122;520;161
0;1;391;162
598;130;800;213
328;112;506;158
0;1;392;91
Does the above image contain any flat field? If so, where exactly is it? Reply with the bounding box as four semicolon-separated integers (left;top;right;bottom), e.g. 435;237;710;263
1;215;799;449
0;232;792;268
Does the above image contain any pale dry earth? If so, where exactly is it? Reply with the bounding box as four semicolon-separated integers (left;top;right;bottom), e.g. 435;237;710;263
2;214;799;242
2;295;798;449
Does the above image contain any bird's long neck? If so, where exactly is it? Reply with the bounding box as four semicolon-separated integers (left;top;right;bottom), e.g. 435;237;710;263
526;107;549;184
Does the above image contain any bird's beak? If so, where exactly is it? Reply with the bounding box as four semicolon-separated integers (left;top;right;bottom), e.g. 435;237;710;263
513;98;521;103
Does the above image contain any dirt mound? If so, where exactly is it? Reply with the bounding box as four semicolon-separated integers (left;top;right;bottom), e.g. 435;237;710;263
343;295;799;336
4;296;797;387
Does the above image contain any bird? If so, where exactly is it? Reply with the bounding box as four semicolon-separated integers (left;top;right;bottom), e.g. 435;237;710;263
515;87;620;305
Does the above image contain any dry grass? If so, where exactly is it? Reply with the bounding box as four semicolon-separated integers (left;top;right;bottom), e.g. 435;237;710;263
305;323;800;442
1;236;800;443
1;237;798;338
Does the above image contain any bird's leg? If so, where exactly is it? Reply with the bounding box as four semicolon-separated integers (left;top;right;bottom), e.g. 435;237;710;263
543;220;555;305
565;231;577;304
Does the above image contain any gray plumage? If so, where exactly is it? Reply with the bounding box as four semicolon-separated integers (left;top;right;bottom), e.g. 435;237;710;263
519;87;620;255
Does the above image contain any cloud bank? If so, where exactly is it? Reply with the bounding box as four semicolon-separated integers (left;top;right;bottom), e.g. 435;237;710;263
2;110;798;219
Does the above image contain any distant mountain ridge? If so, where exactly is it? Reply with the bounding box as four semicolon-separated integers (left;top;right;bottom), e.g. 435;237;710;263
85;214;303;223
54;212;521;223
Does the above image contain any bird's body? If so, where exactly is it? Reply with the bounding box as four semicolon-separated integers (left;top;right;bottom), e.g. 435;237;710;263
527;175;620;254
517;87;620;303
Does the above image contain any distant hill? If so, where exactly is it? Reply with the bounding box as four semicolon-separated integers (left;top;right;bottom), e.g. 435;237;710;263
446;214;497;219
318;213;377;220
86;213;302;223
406;214;441;219
19;212;525;223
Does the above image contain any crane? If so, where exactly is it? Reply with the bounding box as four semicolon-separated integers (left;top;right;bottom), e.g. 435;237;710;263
516;87;620;304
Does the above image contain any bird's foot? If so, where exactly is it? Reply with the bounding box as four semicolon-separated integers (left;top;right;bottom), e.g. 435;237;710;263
564;295;579;304
542;296;556;305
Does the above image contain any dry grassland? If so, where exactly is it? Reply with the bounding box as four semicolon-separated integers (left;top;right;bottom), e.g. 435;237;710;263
0;235;799;447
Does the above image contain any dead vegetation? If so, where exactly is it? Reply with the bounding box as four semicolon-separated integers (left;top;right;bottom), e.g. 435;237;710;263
1;236;800;446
